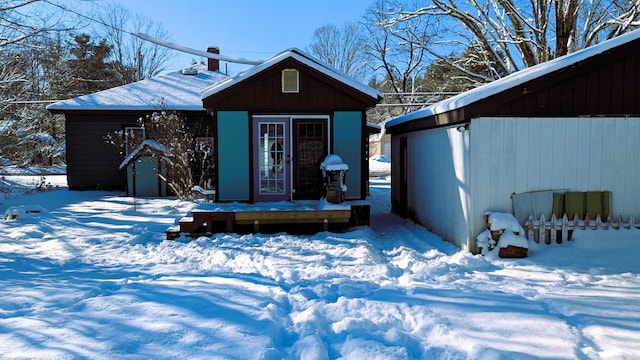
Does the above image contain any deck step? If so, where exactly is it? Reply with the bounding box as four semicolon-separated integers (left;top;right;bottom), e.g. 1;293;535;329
166;202;369;240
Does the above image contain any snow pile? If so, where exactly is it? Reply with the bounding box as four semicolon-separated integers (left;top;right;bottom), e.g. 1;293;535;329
0;175;639;359
320;154;349;172
4;204;47;220
369;154;391;176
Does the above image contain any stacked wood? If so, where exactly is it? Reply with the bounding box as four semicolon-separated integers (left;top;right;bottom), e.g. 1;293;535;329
477;212;528;258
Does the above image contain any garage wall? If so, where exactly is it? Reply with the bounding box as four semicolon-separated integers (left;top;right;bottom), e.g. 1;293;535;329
469;116;640;241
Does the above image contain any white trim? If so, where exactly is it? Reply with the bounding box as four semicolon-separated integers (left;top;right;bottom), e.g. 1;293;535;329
252;114;331;201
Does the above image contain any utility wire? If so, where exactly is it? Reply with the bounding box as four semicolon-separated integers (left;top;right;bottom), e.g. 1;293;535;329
40;0;263;65
41;0;138;37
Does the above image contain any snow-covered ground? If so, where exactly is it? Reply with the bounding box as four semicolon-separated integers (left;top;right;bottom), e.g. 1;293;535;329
1;173;639;359
369;154;390;177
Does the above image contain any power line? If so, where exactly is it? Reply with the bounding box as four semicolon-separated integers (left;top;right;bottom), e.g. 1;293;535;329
41;0;138;38
41;0;263;65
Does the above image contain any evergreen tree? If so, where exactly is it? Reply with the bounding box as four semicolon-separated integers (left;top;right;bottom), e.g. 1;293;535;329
67;33;117;96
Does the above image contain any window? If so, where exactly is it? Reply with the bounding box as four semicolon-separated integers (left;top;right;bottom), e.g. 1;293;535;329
281;68;299;93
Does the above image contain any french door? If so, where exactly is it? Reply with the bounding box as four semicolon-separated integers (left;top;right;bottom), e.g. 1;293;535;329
253;118;290;201
292;119;327;200
252;116;328;201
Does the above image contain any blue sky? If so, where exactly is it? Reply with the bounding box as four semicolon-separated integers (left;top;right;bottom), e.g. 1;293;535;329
117;0;375;73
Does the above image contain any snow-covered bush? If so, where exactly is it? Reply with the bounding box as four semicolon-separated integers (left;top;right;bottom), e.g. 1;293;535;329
4;205;47;220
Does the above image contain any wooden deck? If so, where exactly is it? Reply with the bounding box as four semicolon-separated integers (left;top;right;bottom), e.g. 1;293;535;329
166;201;369;239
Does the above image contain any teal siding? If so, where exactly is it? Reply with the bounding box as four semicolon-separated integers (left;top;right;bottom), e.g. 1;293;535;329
217;111;250;201
333;111;362;199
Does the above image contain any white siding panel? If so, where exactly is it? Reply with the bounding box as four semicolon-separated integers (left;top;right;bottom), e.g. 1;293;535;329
550;119;567;190
611;119;628;215
473;120;494;222
502;118;517;191
622;119;640;216
588;118;604;189
406;127;471;249
527;119;542;189
489;119;505;203
514;118;530;192
599;119;616;192
393;116;640;251
538;118;555;190
575;120;592;191
563;118;580;187
471;117;640;246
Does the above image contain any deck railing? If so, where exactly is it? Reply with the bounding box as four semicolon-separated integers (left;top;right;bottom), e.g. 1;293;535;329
523;213;639;244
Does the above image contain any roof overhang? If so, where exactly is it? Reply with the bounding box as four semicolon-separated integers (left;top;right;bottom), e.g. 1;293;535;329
386;29;640;135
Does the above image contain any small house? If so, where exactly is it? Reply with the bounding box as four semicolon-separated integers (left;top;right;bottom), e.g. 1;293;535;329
385;30;640;252
47;47;228;195
200;48;382;203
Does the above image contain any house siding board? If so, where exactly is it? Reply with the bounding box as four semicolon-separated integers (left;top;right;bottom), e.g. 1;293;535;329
560;81;574;114
631;56;640;113
610;61;625;111
333;111;363;199
65;114;139;189
63;110;211;190
216;111;250;201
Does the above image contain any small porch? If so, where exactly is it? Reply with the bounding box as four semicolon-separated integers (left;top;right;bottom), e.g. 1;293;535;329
166;200;370;239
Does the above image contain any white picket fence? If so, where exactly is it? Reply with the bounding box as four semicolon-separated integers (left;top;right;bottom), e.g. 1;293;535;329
523;213;639;244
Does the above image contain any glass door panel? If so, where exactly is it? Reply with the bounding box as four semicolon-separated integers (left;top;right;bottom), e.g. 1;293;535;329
292;119;327;200
253;118;289;201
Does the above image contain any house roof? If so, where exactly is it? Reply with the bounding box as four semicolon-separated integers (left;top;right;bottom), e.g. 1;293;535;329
386;29;640;131
201;48;383;101
118;139;171;170
47;65;229;113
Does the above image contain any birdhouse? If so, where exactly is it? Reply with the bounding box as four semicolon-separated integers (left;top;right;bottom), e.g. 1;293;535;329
320;154;349;203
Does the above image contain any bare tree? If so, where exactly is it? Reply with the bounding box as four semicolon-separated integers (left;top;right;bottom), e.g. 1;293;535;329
308;22;370;81
0;1;80;166
378;0;640;85
363;0;436;119
0;0;77;47
96;1;172;83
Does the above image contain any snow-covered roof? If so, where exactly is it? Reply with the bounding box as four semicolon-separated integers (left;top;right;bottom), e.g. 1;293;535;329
320;154;349;172
119;139;171;170
47;65;229;113
201;48;383;101
386;29;640;129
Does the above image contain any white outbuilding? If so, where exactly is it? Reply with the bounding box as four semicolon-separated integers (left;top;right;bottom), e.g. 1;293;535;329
385;29;640;252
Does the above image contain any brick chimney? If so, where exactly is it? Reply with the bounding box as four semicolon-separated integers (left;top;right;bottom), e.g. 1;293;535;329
207;46;220;71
